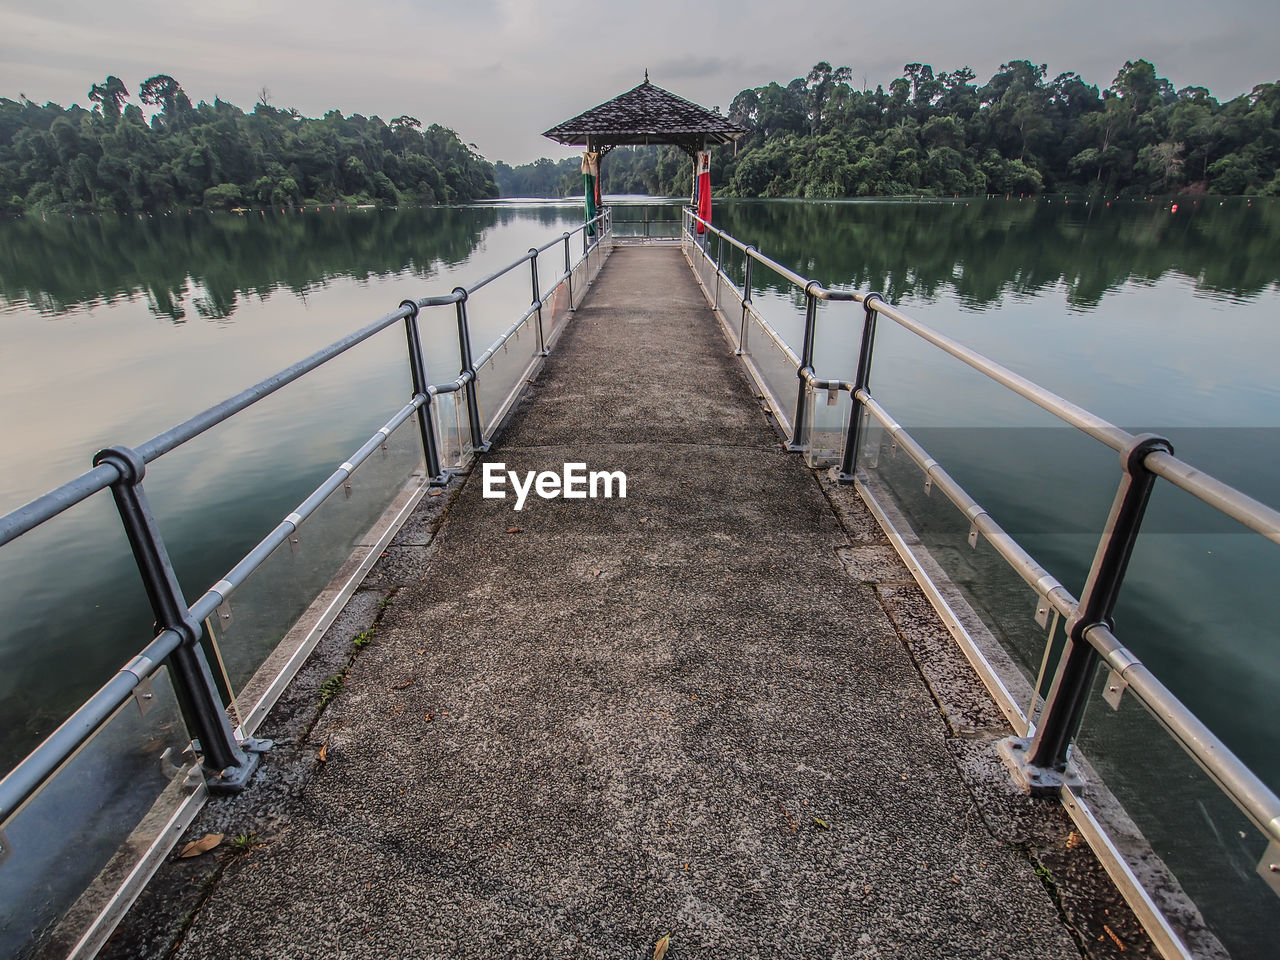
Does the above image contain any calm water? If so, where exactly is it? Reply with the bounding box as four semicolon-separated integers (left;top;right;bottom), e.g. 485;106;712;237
2;196;1279;795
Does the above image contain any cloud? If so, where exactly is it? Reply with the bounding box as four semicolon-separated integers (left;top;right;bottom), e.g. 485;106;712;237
2;0;1279;163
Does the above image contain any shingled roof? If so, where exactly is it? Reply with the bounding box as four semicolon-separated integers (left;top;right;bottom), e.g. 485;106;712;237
543;79;747;154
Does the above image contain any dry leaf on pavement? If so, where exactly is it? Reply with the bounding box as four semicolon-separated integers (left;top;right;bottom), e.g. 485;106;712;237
178;833;224;858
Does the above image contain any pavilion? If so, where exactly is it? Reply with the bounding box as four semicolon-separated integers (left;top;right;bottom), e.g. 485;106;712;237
543;74;748;232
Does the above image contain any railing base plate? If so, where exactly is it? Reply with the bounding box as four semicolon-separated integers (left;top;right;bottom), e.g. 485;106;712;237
998;736;1085;796
206;737;272;795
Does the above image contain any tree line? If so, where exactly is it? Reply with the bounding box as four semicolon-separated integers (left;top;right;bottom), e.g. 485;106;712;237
495;59;1280;198
0;75;499;214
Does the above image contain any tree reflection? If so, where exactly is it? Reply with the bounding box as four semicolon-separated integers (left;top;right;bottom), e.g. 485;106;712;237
712;197;1280;308
0;205;502;320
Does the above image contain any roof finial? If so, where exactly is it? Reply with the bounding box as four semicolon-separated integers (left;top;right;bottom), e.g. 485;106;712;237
644;69;649;84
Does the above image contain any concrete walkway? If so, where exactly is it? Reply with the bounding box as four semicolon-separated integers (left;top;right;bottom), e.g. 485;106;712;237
107;245;1149;959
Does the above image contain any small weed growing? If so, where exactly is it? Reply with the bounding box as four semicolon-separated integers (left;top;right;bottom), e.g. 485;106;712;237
353;628;375;649
230;832;259;854
318;673;346;707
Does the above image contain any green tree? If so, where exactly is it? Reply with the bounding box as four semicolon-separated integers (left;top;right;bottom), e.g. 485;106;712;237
88;76;129;120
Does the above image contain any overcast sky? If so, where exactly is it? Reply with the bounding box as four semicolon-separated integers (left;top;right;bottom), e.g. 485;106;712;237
3;0;1278;165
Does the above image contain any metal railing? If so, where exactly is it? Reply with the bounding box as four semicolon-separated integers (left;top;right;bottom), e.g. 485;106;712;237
0;210;612;960
680;206;1280;958
607;204;683;241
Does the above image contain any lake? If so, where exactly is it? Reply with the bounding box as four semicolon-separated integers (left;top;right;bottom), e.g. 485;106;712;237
1;196;1278;815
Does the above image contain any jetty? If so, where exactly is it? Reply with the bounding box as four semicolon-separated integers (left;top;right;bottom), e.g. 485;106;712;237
4;79;1280;959
96;240;1143;958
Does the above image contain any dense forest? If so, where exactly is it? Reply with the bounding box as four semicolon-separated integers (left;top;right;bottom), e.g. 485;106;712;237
495;58;1280;199
0;75;499;214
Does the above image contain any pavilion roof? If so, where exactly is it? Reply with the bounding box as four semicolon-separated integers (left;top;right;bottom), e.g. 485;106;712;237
543;79;747;153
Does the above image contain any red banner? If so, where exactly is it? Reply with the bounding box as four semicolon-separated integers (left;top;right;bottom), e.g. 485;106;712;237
696;150;711;233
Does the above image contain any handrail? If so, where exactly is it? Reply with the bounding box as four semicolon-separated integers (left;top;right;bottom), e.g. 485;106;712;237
687;211;859;302
686;206;1280;541
0;209;612;838
0;302;419;547
857;393;1080;621
679;205;1280;854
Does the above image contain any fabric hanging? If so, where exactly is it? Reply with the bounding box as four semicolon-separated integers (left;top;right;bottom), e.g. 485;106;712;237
582;151;600;235
696;150;712;234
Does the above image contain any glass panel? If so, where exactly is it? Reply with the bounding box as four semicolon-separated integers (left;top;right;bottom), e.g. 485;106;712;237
747;259;808;350
476;313;541;439
206;415;426;708
1118;475;1280;796
859;425;1064;703
569;257;589;310
1075;671;1280;960
0;667;198;960
717;284;746;351
610;202;681;239
703;251;721;303
0;494;152;779
535;246;565;314
431;389;469;470
719;239;748;291
541;272;572;346
741;304;801;435
692;240;717;295
803;384;852;469
464;265;532;355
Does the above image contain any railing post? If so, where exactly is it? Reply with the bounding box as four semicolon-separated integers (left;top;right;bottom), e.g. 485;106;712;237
399;299;445;484
713;233;723;311
1002;433;1173;793
453;288;488;453
529;249;547;356
789;283;821;450
738;247;755;356
563;233;574;312
837;292;884;484
92;445;266;792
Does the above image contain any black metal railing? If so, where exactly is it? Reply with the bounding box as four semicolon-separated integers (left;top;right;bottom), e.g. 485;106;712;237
681;206;1280;959
0;211;613;960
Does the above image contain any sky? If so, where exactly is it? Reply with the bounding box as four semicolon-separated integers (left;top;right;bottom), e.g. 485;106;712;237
2;0;1279;165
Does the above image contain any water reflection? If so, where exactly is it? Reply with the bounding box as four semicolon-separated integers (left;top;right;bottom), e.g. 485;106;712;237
712;197;1280;308
5;199;1277;322
0;205;502;321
